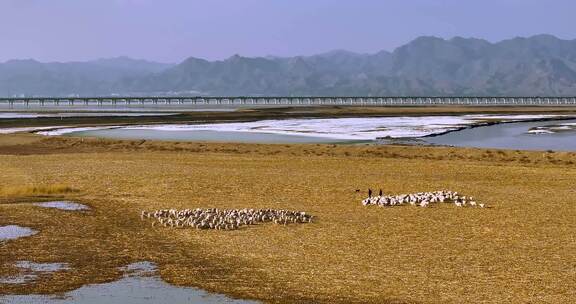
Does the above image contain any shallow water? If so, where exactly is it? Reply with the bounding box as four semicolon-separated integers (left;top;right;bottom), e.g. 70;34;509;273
0;225;37;241
0;274;38;285
41;114;568;144
425;119;576;151
34;201;90;211
528;122;576;134
0;262;258;304
25;114;576;150
14;261;69;273
0;262;70;284
48;116;478;142
69;128;350;144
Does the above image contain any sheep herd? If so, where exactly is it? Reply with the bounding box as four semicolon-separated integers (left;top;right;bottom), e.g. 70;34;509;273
140;191;485;232
141;208;314;230
362;190;485;208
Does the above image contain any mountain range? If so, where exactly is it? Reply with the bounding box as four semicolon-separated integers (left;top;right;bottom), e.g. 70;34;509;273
2;34;576;97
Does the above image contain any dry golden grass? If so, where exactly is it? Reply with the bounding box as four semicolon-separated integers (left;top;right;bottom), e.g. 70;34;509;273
0;134;575;303
4;134;576;167
0;133;43;147
0;185;78;197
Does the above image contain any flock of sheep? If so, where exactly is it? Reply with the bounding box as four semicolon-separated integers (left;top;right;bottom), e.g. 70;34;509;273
362;190;485;208
141;190;485;231
141;208;314;230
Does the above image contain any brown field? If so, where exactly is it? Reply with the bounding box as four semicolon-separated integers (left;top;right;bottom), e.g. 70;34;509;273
1;108;576;303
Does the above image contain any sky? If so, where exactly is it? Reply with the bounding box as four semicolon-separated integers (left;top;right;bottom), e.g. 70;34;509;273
0;0;575;63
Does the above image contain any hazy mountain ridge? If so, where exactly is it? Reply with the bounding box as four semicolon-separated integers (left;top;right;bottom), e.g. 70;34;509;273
0;57;174;96
3;35;576;96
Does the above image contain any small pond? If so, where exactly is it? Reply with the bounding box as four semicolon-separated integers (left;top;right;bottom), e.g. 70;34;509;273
0;261;258;304
0;226;37;242
34;201;90;211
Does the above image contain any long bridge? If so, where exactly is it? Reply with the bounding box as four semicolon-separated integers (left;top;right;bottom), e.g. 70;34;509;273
1;96;576;107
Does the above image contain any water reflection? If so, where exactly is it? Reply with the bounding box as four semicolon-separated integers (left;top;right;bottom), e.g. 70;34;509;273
0;262;258;304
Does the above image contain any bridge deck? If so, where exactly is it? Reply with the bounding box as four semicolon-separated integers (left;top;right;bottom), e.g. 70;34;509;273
1;96;576;106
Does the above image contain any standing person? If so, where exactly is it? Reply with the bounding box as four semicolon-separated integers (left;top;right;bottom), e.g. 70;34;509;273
379;189;383;196
368;189;372;198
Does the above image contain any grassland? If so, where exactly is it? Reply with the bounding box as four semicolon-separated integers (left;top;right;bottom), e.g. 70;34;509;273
1;107;576;303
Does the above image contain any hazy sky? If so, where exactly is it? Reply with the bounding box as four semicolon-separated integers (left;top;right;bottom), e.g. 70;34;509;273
0;0;574;63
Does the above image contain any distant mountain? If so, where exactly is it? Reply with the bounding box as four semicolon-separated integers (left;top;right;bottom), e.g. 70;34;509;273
0;57;173;96
3;35;576;97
